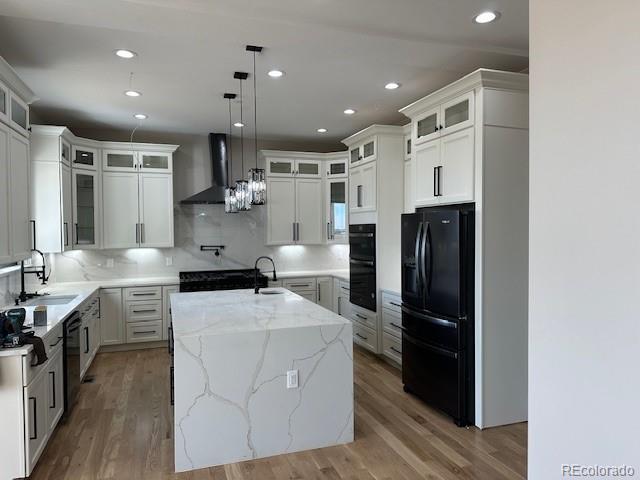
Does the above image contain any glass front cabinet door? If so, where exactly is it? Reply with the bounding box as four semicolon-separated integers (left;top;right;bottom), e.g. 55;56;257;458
440;91;474;136
138;151;172;173
103;149;137;171
295;159;321;178
0;80;8;124
72;170;99;248
326;158;348;178
72;145;98;170
266;157;295;177
326;178;348;243
8;92;29;136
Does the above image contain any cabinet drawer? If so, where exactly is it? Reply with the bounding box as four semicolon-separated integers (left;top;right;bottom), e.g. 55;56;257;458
382;308;402;338
124;286;162;301
382;333;402;365
44;323;64;356
125;300;162;323
126;321;163;343
283;277;317;290
353;323;378;353
349;305;378;331
381;291;402;314
22;354;48;387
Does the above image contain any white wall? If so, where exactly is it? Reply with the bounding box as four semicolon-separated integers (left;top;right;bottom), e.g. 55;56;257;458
529;1;640;478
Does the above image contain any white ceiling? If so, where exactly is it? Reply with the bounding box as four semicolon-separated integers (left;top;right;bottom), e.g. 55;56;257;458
0;0;528;144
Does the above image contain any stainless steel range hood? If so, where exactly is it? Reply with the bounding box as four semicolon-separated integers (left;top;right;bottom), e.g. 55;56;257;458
181;133;229;204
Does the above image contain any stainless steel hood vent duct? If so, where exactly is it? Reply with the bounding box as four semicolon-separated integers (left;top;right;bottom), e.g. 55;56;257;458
181;133;228;204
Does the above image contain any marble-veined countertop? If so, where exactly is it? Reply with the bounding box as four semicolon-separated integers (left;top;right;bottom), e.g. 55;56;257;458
170;288;349;338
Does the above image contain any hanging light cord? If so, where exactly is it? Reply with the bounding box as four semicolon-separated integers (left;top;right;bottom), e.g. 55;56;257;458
228;97;233;186
253;51;258;168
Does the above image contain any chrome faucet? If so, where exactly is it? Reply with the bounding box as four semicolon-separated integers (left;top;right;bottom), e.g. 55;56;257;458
254;256;277;294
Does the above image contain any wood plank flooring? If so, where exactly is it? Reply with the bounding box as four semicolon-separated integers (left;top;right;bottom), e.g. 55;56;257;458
30;347;526;480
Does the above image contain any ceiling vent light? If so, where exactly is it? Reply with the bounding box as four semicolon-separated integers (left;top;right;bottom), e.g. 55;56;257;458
474;11;500;24
234;122;244;128
343;108;356;115
268;70;284;78
385;82;400;90
317;128;328;133
133;113;147;120
115;49;137;59
125;90;141;97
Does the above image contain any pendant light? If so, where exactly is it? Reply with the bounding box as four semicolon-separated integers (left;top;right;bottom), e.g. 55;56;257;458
223;93;238;213
246;45;266;205
233;72;251;211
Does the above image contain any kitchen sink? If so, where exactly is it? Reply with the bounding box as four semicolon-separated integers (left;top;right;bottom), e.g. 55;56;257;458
24;295;78;306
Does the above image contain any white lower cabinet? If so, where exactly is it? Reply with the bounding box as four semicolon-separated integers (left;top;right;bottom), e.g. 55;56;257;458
100;288;124;345
80;295;100;379
381;291;402;367
24;365;49;474
126;321;164;343
382;334;402;365
317;277;333;311
352;322;378;353
46;349;64;432
162;285;179;341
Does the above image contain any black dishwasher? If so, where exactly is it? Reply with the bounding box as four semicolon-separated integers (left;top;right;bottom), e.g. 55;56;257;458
63;312;81;416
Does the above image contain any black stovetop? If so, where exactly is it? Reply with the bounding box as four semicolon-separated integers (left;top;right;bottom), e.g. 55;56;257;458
179;269;267;292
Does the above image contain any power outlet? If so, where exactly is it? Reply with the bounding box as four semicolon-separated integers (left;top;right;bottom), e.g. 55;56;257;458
286;370;299;389
165;256;173;267
106;258;115;268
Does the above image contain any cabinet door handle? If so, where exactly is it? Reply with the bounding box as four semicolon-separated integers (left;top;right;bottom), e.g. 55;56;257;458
74;223;78;245
436;166;442;196
135;223;140;243
132;292;156;296
327;222;331;241
390;346;402;355
296;223;300;242
64;222;69;246
30;220;36;250
49;371;56;409
49;336;63;348
141;223;145;244
84;326;89;354
292;222;296;242
355;333;368;340
357;185;363;208
134;330;157;335
355;313;367;320
390;322;402;330
389;301;401;307
439;124;443;130
132;309;157;314
29;397;37;440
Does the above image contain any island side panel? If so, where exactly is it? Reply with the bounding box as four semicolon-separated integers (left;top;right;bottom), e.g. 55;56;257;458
173;322;353;472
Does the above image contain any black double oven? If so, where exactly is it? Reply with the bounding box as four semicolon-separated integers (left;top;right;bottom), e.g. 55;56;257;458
349;224;376;312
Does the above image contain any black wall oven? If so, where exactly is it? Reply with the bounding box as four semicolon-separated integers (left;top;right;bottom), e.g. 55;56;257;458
349;224;376;312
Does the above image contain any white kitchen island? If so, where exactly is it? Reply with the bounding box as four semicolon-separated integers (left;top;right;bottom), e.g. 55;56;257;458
170;288;354;472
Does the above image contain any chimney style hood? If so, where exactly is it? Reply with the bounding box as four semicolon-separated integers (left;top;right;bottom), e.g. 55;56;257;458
181;133;229;204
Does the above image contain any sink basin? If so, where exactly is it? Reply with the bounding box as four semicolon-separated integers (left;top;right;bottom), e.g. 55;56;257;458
24;295;78;306
259;289;284;295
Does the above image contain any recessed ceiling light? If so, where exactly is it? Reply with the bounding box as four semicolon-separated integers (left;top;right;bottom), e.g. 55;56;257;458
343;108;356;115
385;82;400;90
125;90;141;97
134;113;147;120
474;11;500;24
234;122;245;128
115;49;137;59
268;70;284;78
317;128;327;133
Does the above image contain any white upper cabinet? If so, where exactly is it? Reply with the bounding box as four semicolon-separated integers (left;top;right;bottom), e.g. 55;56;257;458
349;138;376;168
325;157;348;178
61;164;72;251
103;149;137;172
9;92;29;137
0;124;11;263
102;172;139;249
138;173;173;247
9;132;31;260
414;140;441;207
326;178;348;243
138;151;172;173
295;178;323;244
403;159;414;214
414;92;474;147
72;145;98;170
266;176;296;245
438;127;474;204
72;169;99;249
266;155;321;178
349;161;377;213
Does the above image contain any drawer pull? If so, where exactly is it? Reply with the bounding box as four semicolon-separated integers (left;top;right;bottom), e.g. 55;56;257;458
390;322;402;330
355;313;367;320
134;330;157;335
288;283;312;288
355;333;368;340
389;301;401;307
49;336;63;348
132;309;158;314
390;346;402;354
132;292;157;296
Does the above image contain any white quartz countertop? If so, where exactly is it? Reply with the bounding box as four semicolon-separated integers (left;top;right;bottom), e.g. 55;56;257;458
171;288;350;338
276;270;349;281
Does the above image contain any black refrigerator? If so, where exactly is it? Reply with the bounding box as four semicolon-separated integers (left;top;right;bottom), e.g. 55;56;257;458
401;204;474;426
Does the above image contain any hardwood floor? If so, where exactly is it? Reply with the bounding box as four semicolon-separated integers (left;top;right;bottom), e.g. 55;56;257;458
30;347;527;480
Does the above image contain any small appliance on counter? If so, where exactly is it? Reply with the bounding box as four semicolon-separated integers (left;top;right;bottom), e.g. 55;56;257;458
401;204;475;426
349;224;376;312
